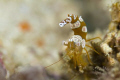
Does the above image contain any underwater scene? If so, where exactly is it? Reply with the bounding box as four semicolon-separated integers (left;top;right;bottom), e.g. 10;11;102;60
0;0;120;80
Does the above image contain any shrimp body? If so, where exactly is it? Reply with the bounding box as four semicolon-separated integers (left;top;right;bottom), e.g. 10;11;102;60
59;14;88;73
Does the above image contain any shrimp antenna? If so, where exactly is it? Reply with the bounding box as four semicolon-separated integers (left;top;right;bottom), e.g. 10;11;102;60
45;58;63;68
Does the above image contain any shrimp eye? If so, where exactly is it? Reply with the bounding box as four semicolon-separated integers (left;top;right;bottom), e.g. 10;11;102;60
117;23;120;30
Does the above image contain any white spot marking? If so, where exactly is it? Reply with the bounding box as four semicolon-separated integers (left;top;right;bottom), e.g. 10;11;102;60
82;39;85;48
74;21;80;28
79;16;84;22
69;14;72;16
74;15;76;20
82;26;87;32
62;41;65;45
66;17;72;23
65;42;68;44
59;20;66;27
71;35;82;46
70;21;81;29
69;39;71;42
62;41;68;45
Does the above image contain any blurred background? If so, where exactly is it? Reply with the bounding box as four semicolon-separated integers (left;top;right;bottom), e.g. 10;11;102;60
0;0;118;80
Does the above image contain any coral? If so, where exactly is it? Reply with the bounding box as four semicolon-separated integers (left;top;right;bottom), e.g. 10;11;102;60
91;1;120;67
88;1;120;80
98;64;120;80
